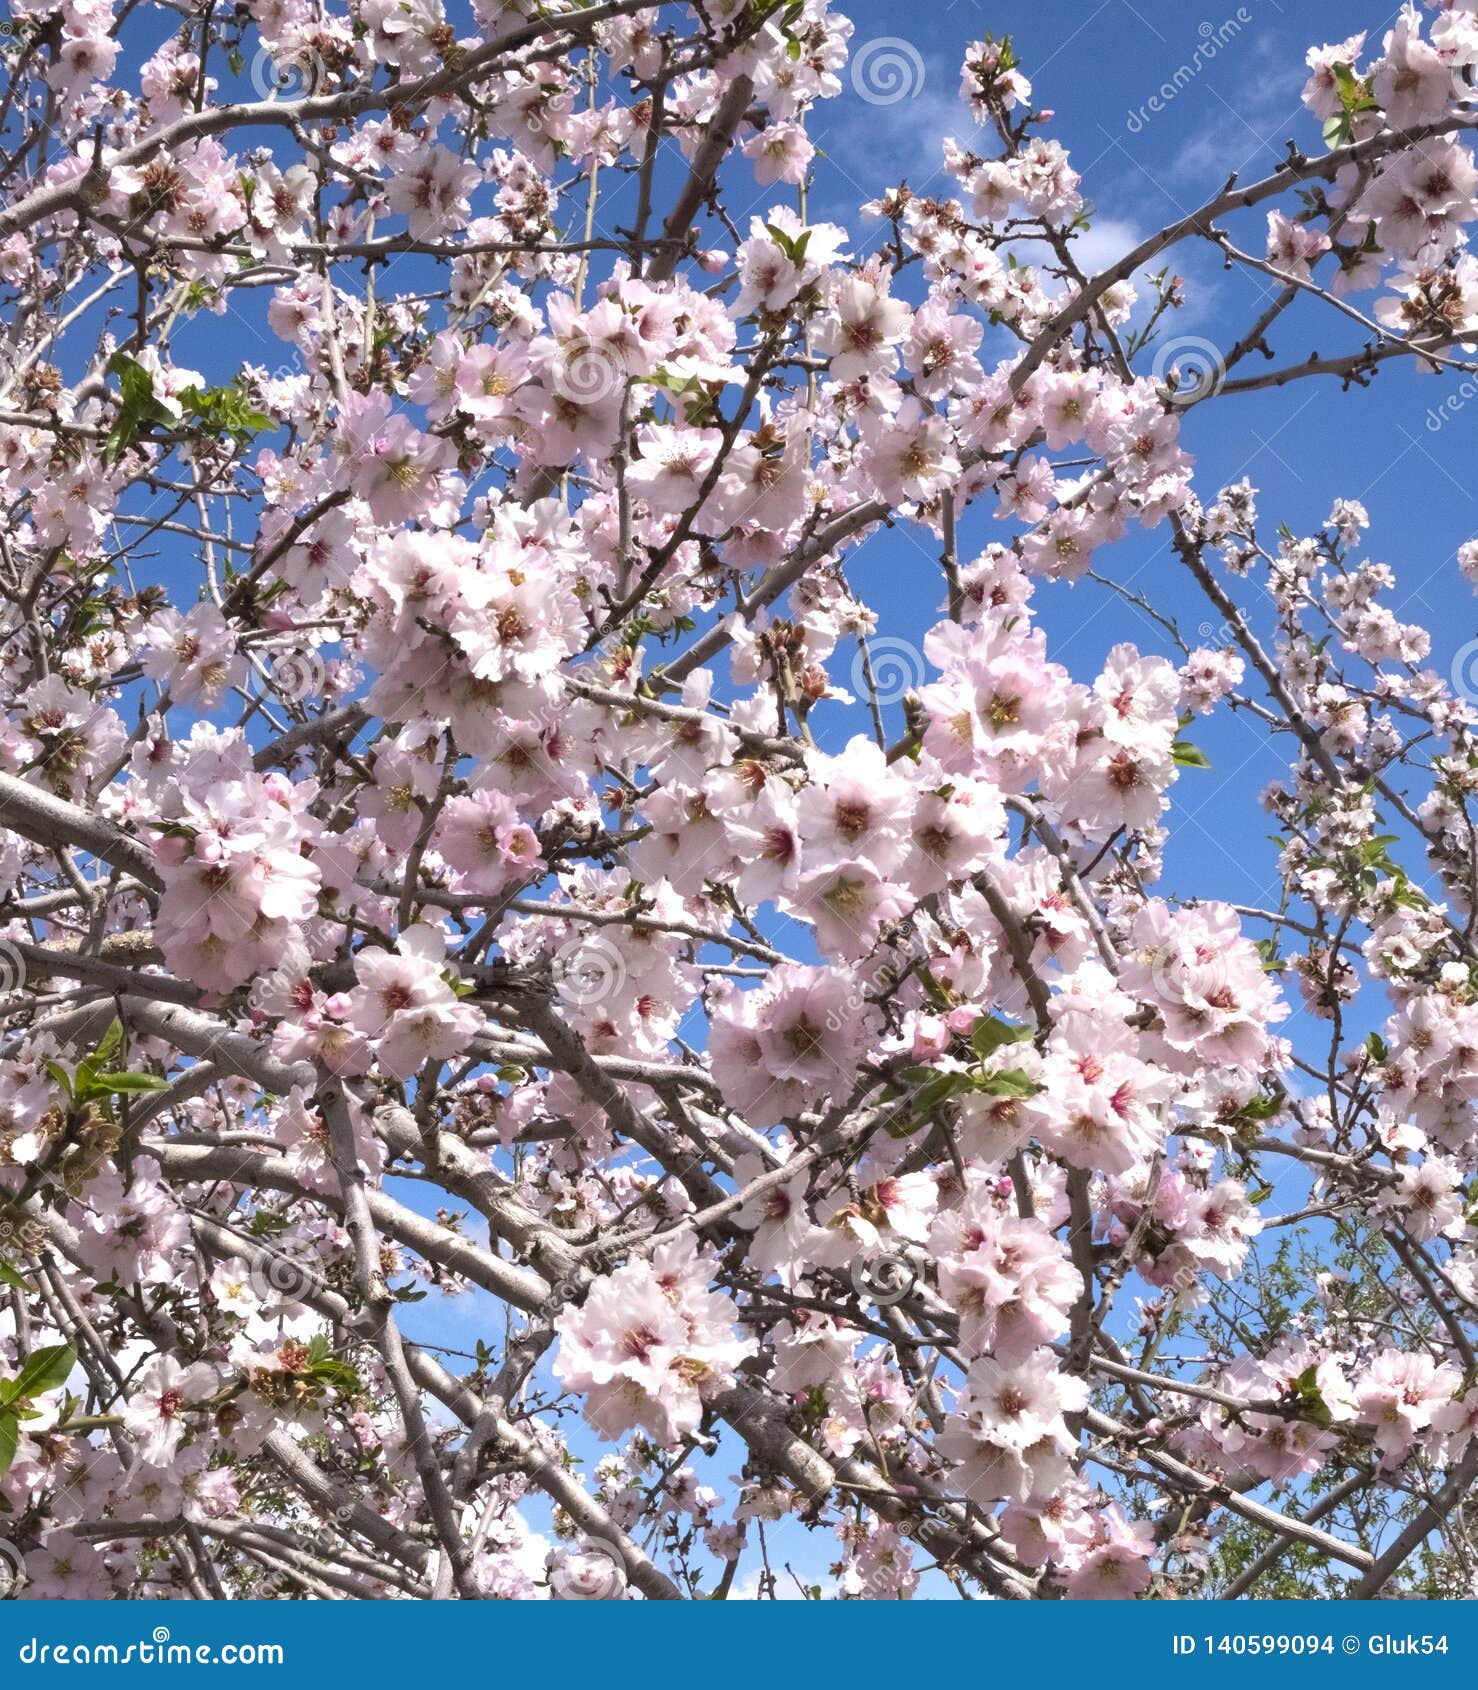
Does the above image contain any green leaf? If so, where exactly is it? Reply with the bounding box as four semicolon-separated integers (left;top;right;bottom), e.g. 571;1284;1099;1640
109;351;154;408
908;1068;970;1116
178;380;273;443
0;1258;28;1293
763;222;811;266
1237;1088;1287;1123
973;1068;1041;1099
91;1070;169;1094
93;1017;125;1069
1292;1364;1333;1429
43;1058;74;1102
969;1016;1032;1060
303;1334;362;1395
1321;63;1377;148
0;1343;75;1406
1172;738;1212;770
104;352;179;464
59;1020;168;1104
65;597;108;643
309;1357;363;1394
0;1413;17;1484
1253;938;1285;975
1333;61;1377;115
879;1100;925;1140
72;1055;103;1101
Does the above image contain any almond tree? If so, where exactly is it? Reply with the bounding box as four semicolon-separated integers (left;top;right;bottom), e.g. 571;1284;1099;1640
1;0;1477;1601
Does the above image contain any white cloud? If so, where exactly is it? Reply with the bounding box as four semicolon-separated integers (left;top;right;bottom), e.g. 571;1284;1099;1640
1140;31;1308;185
1065;214;1145;278
812;55;987;223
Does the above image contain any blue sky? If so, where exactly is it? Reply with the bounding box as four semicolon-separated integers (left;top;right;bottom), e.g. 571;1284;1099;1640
815;0;1475;927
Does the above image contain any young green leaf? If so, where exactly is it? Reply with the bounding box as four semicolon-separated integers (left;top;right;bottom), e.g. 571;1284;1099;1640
973;1068;1041;1099
969;1016;1033;1060
0;1342;76;1406
91;1070;170;1095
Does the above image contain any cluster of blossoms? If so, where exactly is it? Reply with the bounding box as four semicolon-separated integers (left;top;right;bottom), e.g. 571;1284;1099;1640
552;1233;754;1443
2;0;1478;1606
151;761;322;994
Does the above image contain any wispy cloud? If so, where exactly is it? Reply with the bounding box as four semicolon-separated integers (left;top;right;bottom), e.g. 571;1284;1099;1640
812;51;985;223
1123;22;1308;187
